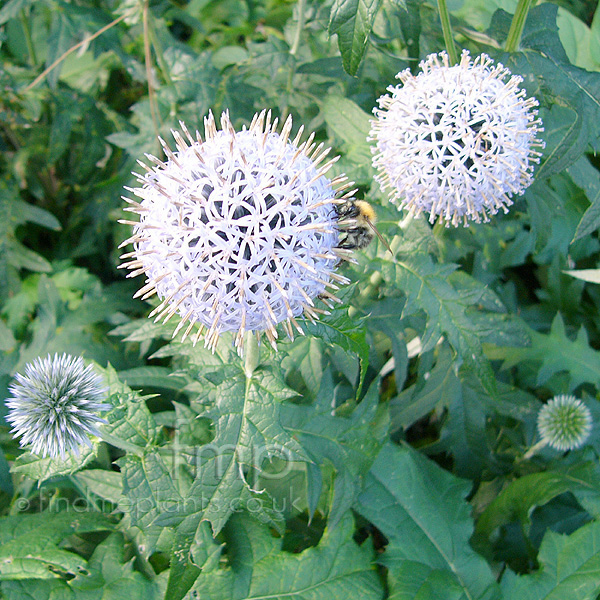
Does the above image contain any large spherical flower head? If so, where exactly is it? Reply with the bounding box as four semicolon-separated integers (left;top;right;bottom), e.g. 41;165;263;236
537;394;593;451
371;50;544;226
6;354;109;459
120;110;352;352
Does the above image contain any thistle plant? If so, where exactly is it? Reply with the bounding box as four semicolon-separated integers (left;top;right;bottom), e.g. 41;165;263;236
370;50;544;226
120;110;354;353
536;394;593;452
6;354;109;459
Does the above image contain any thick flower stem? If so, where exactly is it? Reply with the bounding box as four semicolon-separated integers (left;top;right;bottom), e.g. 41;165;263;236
437;0;458;65
505;0;535;53
244;332;261;378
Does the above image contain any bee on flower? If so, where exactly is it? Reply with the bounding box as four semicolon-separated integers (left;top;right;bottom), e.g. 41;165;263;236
119;110;362;353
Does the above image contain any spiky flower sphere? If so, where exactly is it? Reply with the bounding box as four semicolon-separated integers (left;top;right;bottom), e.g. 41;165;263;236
537;395;593;451
120;110;353;352
6;354;109;459
371;50;544;226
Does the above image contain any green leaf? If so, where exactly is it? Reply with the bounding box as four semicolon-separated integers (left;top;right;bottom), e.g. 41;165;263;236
0;0;38;25
329;0;382;75
0;512;113;581
165;514;203;600
501;521;600;600
303;302;369;397
118;449;183;530
378;254;497;398
476;470;587;543
2;532;163;599
160;355;306;535
189;511;383;599
118;366;188;392
282;369;384;525
322;95;374;185
70;533;162;599
567;155;600;242
355;442;500;600
101;364;162;449
11;445;96;481
491;313;600;390
75;469;123;504
493;5;600;179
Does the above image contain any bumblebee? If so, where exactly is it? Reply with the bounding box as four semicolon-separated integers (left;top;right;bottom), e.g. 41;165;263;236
335;200;392;254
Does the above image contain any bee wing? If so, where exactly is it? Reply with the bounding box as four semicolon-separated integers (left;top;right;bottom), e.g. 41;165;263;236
367;220;393;255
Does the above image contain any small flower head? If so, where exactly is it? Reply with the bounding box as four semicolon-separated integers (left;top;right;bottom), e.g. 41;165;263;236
371;50;544;227
120;110;352;352
6;354;109;459
537;394;593;451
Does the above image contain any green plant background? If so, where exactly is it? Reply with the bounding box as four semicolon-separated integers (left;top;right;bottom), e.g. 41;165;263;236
1;0;600;598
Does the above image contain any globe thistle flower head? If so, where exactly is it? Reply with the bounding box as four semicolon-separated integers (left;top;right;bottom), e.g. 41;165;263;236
120;110;353;353
371;50;544;227
537;394;593;451
6;354;109;459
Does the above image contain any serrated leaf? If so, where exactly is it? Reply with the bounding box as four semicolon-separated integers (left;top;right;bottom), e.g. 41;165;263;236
329;0;382;75
501;521;600;600
476;470;587;543
118;449;183;529
567;156;600;242
69;533;162;599
189;511;383;599
118;366;188;392
491;313;600;390
390;344;459;431
0;512;113;581
492;5;600;179
379;254;497;398
11;445;96;481
282;369;384;526
355;443;500;600
75;469;123;504
303;304;369;397
2;532;162;599
159;359;306;535
101;364;161;448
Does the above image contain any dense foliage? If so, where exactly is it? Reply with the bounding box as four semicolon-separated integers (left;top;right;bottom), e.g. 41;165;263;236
1;0;600;598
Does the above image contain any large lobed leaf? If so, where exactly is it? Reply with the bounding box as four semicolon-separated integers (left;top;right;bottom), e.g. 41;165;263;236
355;442;501;600
501;521;600;600
189;511;383;599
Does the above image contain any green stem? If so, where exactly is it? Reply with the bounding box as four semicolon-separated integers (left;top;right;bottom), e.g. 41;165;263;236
505;0;535;52
243;332;260;377
281;0;306;123
147;9;174;87
99;431;145;456
290;0;306;57
437;0;458;65
20;9;37;66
